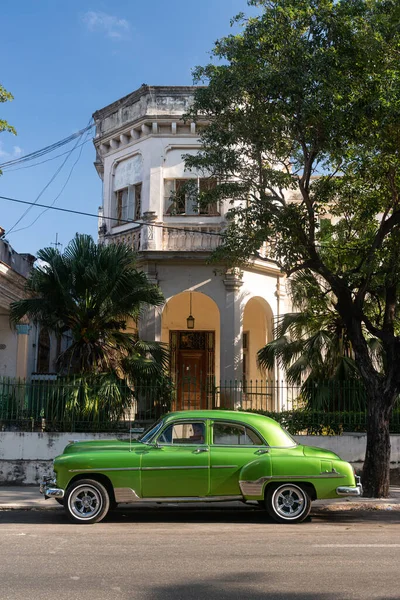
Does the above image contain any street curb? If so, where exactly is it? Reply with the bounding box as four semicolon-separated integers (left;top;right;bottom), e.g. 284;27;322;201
312;503;400;512
1;500;400;512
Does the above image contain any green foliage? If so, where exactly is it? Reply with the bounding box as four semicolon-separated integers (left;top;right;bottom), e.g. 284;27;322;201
257;271;382;409
242;408;400;435
185;0;400;493
185;0;400;377
0;82;16;175
10;234;168;379
0;83;16;136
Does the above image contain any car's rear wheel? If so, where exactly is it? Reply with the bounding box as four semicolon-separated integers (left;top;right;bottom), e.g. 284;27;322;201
265;483;311;524
64;479;110;524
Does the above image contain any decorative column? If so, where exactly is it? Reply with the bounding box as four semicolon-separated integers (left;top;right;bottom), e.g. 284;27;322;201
138;264;162;343
220;269;243;407
15;323;30;380
142;211;157;250
274;276;287;411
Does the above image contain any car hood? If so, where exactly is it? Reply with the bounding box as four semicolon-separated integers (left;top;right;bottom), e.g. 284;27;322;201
301;445;341;460
63;439;142;454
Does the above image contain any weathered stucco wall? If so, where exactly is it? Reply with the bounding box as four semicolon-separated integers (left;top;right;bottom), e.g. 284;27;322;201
1;431;400;485
0;432;123;485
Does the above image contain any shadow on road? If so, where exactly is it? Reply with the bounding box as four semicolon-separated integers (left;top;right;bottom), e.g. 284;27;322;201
0;503;399;525
134;571;398;600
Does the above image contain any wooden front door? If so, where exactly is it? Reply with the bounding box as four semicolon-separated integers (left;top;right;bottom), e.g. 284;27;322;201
179;350;206;410
170;331;215;411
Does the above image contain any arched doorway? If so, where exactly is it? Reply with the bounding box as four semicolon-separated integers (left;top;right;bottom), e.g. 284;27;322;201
242;296;274;410
162;292;220;410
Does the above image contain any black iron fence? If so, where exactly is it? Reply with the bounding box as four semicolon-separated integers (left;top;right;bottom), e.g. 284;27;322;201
1;376;400;434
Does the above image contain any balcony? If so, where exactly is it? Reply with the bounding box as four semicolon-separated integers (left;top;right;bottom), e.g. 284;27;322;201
162;226;222;252
108;228;142;251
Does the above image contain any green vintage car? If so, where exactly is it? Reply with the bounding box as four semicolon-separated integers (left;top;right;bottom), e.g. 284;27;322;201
40;410;362;524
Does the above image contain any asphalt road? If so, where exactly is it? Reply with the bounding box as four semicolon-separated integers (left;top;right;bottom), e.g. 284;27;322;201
1;505;400;600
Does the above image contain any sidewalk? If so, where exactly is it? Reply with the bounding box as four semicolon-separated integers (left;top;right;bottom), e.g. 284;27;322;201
1;486;400;511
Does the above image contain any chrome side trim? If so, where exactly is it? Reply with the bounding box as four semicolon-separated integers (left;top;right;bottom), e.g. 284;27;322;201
114;488;141;503
211;465;238;469
68;467;141;473
239;478;270;496
240;473;344;496
112;489;243;504
140;495;243;503
68;465;209;473
141;466;208;471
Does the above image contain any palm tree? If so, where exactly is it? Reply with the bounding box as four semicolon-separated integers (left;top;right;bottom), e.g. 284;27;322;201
10;235;170;425
257;271;381;411
10;234;168;378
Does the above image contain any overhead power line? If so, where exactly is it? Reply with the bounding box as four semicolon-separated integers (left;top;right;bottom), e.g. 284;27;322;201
10;127;93;234
0;194;224;238
6;121;92;236
0;123;95;170
3;139;91;172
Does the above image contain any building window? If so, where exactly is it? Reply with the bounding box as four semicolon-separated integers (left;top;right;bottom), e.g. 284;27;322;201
164;178;218;216
115;183;142;226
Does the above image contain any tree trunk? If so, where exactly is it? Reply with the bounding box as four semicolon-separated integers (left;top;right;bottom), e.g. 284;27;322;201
362;394;392;497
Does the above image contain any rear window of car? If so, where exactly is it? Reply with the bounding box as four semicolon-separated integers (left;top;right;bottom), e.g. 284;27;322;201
212;422;264;446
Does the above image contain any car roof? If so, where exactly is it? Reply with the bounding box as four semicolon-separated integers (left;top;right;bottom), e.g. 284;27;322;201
164;409;282;432
156;411;296;447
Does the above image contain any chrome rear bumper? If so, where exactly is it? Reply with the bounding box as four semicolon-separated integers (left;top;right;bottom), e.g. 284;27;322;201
336;475;363;497
39;477;64;499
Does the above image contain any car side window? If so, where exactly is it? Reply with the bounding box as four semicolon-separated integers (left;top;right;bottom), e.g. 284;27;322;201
158;422;206;445
212;422;263;446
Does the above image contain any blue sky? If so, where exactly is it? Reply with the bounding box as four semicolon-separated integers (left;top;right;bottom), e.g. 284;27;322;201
1;0;255;256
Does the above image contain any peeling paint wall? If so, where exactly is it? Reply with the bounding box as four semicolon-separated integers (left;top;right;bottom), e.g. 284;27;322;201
1;432;400;484
0;432;125;485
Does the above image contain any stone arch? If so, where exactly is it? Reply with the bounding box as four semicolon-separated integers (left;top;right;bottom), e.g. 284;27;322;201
161;291;220;409
243;296;274;381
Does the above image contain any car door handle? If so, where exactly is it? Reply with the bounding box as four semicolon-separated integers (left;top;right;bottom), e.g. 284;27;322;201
256;448;269;455
193;447;209;453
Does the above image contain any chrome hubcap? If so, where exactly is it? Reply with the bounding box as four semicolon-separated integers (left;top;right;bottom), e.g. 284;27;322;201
273;486;305;519
68;485;102;520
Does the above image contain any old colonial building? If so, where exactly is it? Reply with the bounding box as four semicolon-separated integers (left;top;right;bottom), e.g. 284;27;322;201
0;230;36;379
93;86;290;411
0;230;71;381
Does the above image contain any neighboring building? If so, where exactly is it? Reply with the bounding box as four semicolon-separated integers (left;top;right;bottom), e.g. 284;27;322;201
0;230;36;379
93;86;290;410
0;230;69;380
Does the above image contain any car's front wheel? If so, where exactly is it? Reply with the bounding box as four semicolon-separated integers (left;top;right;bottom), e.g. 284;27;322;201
265;483;311;524
64;479;110;524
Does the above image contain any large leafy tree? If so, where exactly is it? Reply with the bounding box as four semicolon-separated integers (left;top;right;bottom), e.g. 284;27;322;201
0;82;16;175
10;234;168;378
258;270;382;410
185;0;400;496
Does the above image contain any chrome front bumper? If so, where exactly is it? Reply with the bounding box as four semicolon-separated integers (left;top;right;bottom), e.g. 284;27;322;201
336;475;363;497
39;477;65;500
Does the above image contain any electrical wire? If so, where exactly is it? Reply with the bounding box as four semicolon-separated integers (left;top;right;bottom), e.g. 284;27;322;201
0;123;95;170
10;128;93;234
0;193;373;253
6;121;92;236
2;139;91;172
0;194;224;237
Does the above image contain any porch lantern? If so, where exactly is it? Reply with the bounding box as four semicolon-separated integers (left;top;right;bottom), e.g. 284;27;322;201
186;292;195;329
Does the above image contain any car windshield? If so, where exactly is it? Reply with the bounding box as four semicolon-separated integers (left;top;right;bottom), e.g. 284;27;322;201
138;418;165;443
